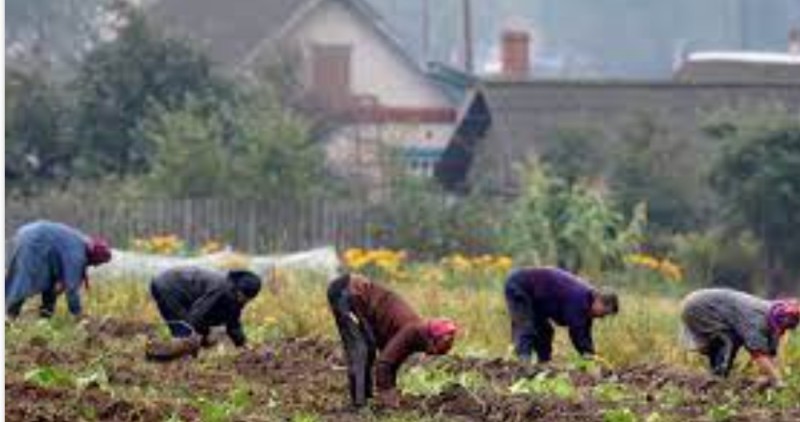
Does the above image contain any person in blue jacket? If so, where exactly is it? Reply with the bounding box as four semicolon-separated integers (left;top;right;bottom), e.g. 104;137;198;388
5;220;112;319
504;267;619;362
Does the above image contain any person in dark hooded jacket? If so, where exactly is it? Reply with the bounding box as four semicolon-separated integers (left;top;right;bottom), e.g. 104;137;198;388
6;220;112;319
146;267;262;360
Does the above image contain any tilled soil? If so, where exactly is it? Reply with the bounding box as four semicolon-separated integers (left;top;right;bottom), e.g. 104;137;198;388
6;317;800;421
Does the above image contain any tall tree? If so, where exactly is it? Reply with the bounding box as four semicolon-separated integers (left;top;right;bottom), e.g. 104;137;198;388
6;0;111;71
709;108;800;295
5;68;74;194
72;5;228;177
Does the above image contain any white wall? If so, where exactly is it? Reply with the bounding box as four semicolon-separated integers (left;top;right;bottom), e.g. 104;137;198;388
285;0;451;108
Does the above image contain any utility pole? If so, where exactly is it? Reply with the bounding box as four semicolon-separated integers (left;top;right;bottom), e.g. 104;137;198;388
421;0;430;63
462;0;474;73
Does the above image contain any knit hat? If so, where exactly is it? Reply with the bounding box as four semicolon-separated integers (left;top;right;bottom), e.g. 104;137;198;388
768;299;800;335
229;270;262;300
87;237;112;265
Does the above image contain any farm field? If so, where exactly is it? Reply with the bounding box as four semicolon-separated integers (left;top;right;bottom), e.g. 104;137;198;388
5;270;800;422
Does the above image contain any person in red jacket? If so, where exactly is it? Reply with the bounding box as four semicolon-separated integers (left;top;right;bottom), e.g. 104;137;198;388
327;273;457;408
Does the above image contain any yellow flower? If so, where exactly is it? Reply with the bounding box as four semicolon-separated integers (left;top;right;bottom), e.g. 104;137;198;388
201;240;223;255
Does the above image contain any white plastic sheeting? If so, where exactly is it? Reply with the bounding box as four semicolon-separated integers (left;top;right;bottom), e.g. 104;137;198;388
88;246;341;282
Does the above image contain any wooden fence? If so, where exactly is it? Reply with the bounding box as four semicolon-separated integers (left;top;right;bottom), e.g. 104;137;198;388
5;197;384;254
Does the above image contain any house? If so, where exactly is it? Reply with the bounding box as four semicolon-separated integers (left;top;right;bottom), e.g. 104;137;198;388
674;51;800;83
433;25;800;194
148;0;466;187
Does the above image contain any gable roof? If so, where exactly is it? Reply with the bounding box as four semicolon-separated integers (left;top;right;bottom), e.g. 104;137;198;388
148;0;427;76
149;0;311;66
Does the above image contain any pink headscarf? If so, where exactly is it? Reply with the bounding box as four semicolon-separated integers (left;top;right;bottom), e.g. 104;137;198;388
427;318;458;340
768;299;800;336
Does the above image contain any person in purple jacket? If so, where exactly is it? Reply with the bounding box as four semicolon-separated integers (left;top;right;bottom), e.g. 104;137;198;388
504;267;619;362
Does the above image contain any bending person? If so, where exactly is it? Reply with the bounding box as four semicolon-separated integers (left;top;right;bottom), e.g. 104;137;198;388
147;267;262;361
504;267;619;363
681;288;799;387
327;273;457;408
6;220;112;319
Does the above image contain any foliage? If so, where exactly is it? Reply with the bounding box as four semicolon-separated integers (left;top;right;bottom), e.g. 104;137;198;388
708;107;800;293
671;230;761;290
501;164;646;276
370;176;507;258
399;366;485;396
5;68;74;194
141;84;326;200
609;113;712;233
72;5;230;177
141;97;231;197
540;125;609;185
24;366;75;388
706;403;738;422
193;385;252;422
224;85;327;201
602;407;638;422
509;372;577;399
6;0;112;69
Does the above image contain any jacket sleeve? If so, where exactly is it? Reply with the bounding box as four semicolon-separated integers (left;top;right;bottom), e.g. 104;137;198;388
185;289;227;334
568;318;594;356
226;311;246;347
375;325;424;390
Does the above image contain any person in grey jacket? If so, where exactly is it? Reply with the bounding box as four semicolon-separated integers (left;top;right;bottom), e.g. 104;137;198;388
6;220;112;319
680;288;800;387
146;267;262;361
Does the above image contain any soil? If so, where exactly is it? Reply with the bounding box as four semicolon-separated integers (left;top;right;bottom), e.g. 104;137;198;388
6;317;800;421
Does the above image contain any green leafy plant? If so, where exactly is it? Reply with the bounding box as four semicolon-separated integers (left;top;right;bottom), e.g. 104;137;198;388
509;372;576;399
706;403;738;422
399;367;486;396
593;382;630;402
24;366;75;388
603;407;638;422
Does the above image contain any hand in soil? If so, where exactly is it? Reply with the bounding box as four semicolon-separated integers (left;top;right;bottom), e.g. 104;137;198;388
376;389;401;409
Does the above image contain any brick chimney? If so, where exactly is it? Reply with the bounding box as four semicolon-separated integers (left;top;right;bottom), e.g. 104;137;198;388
789;27;800;55
501;29;530;79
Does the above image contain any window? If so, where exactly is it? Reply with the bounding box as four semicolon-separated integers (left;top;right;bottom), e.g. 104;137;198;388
310;44;352;107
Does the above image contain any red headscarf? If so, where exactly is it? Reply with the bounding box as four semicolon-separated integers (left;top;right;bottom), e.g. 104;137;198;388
87;237;112;266
427;318;458;340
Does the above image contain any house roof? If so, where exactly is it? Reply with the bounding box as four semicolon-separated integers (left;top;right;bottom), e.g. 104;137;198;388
675;51;800;83
148;0;427;76
435;79;800;192
149;0;310;66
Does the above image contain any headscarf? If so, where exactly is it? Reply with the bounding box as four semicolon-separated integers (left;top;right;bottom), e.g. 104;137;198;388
768;299;800;336
87;237;112;265
426;318;458;341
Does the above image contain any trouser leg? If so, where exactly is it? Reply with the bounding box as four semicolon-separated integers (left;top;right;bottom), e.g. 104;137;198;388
328;276;372;407
6;298;24;318
39;285;58;318
532;317;554;363
707;335;739;378
505;278;541;362
150;282;192;337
